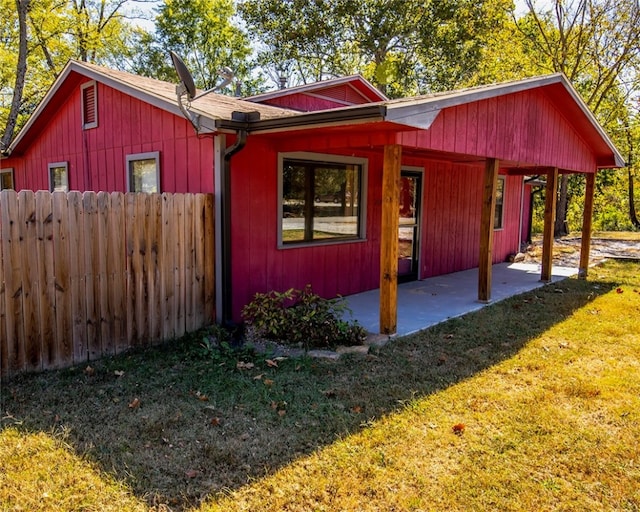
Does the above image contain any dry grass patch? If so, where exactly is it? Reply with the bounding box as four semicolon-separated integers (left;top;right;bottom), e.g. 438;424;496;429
1;260;639;511
0;428;145;512
203;261;640;512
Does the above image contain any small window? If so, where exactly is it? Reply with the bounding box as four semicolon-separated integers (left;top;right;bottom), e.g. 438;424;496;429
81;81;98;129
127;152;160;193
494;176;505;230
48;162;69;192
1;168;14;190
279;153;366;246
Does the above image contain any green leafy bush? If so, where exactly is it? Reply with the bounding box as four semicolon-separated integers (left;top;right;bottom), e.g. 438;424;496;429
241;285;367;349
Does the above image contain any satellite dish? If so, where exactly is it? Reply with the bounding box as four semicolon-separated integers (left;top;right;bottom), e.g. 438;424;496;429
170;51;197;100
169;51;238;131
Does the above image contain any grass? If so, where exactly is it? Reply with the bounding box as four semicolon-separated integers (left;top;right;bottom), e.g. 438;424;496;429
1;260;639;511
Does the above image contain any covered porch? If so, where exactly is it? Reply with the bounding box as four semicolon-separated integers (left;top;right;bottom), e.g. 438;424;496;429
346;261;578;337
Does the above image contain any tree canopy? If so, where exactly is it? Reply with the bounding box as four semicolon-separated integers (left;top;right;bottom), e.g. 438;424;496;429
1;0;638;230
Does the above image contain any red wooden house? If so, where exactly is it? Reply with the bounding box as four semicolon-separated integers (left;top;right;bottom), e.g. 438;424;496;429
1;60;623;333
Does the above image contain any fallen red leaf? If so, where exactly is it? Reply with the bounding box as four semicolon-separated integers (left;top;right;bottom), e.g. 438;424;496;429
128;398;140;409
452;423;465;435
617;287;624;294
210;417;221;426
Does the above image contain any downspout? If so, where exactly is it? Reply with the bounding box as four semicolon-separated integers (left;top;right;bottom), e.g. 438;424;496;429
220;128;247;327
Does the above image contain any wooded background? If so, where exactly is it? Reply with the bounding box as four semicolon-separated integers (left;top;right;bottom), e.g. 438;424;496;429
1;0;639;235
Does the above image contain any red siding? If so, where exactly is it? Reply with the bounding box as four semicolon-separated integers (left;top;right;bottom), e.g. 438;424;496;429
261;94;350;111
400;89;598;173
9;80;213;194
229;137;524;319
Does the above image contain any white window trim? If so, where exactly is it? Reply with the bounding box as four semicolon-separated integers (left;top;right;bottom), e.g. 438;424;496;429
126;151;161;193
494;175;505;231
0;168;14;190
48;161;69;192
81;81;98;130
277;151;368;249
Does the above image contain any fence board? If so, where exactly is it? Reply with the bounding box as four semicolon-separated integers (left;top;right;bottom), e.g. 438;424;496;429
97;192;113;356
36;191;56;369
108;192;127;354
53;192;73;368
19;190;42;372
0;193;6;377
161;193;176;340
174;194;186;338
83;192;101;360
67;191;88;363
203;194;215;324
193;194;205;327
0;191;214;380
149;194;163;343
185;195;196;332
1;190;25;376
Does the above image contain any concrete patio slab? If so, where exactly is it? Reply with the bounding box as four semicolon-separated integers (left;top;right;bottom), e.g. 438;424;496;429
344;262;578;337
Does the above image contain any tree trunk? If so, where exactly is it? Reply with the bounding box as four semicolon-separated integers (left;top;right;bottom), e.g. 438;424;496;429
554;173;569;237
629;168;640;229
1;0;30;152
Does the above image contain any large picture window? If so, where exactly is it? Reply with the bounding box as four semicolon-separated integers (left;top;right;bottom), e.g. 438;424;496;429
280;153;366;246
48;162;69;192
494;176;505;230
127;152;160;193
1;169;14;190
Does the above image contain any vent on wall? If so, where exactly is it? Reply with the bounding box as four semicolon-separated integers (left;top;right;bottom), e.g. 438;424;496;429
81;81;98;129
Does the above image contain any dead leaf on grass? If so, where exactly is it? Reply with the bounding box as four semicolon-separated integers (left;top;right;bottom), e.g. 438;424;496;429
452;423;465;435
114;370;125;377
265;359;278;368
128;398;140;409
195;391;209;401
444;334;454;339
185;469;200;479
351;405;363;414
237;361;255;370
210;417;221;427
617;287;624;294
84;365;95;376
253;373;264;380
278;409;286;417
264;378;274;386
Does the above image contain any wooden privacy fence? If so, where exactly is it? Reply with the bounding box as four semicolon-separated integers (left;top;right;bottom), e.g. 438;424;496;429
0;190;214;380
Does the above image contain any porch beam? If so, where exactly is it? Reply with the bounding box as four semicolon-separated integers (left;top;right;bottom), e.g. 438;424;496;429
380;144;402;334
541;167;559;282
578;172;596;278
478;158;499;302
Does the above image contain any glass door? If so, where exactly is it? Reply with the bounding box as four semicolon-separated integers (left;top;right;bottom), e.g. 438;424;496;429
398;171;422;282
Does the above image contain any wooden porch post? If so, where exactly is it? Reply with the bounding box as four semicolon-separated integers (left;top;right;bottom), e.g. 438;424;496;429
541;168;558;282
478;158;499;302
578;172;596;278
380;144;402;334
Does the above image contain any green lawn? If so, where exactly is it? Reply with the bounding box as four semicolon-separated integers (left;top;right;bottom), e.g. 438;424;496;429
1;260;639;511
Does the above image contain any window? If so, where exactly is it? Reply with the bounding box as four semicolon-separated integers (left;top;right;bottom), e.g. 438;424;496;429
279;153;366;246
48;162;69;192
127;152;160;193
1;168;14;190
81;81;98;129
494;176;505;230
